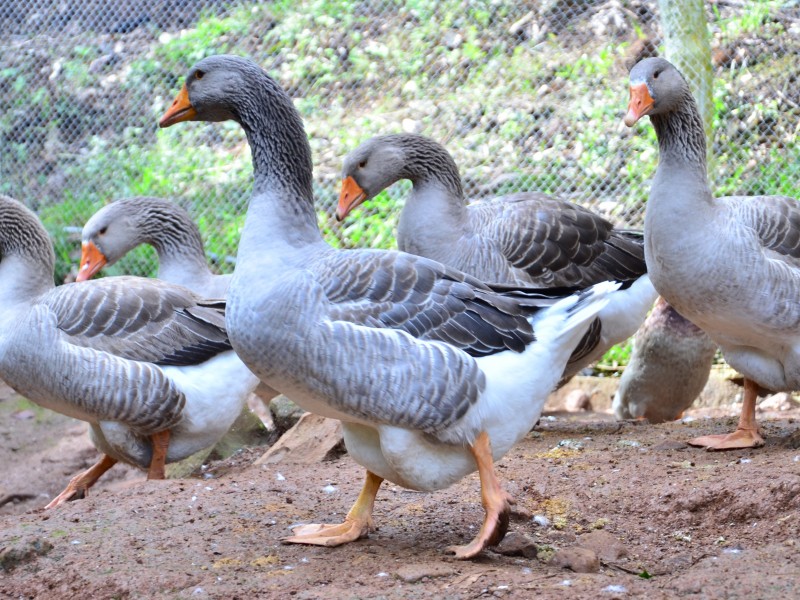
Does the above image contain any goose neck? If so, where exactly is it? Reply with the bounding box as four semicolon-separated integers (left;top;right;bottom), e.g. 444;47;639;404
234;85;324;253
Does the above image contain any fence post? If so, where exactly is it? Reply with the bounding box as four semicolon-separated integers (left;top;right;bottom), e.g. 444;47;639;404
659;0;714;162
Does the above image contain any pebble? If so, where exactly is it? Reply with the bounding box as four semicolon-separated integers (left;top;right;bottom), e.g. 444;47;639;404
550;547;600;573
577;530;629;561
494;532;538;559
395;562;456;583
0;537;53;572
565;389;592;412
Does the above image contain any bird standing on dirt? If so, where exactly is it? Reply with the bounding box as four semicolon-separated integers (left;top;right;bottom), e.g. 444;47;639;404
160;54;621;558
624;57;800;449
0;195;258;507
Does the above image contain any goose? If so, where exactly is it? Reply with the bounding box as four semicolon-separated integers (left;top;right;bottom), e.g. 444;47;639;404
337;134;658;379
612;297;717;423
624;56;800;449
0;194;259;507
77;196;229;297
159;54;621;558
77;196;279;400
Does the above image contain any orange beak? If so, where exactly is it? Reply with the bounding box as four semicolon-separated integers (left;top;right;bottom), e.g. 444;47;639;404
336;176;368;221
623;82;655;127
159;84;197;128
75;240;108;282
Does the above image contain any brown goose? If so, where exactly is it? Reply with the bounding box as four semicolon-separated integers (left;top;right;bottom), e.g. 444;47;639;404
0;195;259;507
624;56;800;449
337;134;658;378
613;297;716;423
160;54;620;559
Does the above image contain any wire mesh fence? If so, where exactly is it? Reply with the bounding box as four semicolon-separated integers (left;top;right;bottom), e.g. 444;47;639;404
1;0;798;282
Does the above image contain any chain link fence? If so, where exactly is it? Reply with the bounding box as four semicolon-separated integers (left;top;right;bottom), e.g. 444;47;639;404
1;0;798;282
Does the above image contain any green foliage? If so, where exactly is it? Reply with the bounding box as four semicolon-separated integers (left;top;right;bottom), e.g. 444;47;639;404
596;338;634;372
0;0;797;307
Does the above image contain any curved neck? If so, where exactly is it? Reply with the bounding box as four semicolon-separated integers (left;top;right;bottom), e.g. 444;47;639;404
397;136;465;201
396;137;469;242
651;90;708;183
0;202;56;306
133;205;213;281
232;77;324;256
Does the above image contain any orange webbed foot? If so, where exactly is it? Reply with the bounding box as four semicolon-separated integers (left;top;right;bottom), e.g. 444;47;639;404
689;427;765;450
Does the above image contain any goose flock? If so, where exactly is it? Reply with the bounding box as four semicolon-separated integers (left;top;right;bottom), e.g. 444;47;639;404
0;53;796;559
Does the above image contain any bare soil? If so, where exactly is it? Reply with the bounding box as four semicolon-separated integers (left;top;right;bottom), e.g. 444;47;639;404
1;379;799;600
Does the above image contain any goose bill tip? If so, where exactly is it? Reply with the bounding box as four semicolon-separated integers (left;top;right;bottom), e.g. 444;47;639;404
623;82;654;127
159;84;197;128
336;176;367;221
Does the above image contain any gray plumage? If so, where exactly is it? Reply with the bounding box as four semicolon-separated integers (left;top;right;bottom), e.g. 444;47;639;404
0;194;254;469
339;134;658;381
161;53;613;448
629;56;800;395
80;196;230;297
341;134;647;287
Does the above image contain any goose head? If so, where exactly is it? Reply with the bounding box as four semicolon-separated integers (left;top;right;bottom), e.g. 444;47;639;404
77;200;143;281
337;136;408;221
159;55;264;127
624;57;687;127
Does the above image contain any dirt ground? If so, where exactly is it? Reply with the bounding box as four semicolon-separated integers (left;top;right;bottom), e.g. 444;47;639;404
1;378;799;600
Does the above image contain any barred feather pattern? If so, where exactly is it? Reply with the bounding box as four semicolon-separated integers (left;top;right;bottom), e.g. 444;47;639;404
83;196;209;269
341;134;646;288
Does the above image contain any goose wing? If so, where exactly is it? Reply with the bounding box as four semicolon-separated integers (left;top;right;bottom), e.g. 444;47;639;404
469;193;646;286
43;276;231;366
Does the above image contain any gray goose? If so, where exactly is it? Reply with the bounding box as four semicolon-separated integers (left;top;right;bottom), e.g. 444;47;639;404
77;196;279;400
624;56;800;449
0;195;258;507
77;196;229;297
613;297;716;423
159;54;620;559
337;134;658;379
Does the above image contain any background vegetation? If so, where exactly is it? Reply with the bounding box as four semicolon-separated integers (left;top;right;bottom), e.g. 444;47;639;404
1;0;798;368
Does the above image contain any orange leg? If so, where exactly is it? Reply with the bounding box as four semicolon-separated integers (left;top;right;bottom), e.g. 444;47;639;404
282;470;383;547
447;431;515;559
46;454;118;509
147;430;171;479
689;378;765;450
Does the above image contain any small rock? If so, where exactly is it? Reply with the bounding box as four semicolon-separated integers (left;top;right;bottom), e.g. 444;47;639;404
651;440;689;452
510;506;533;522
401;118;422;133
395;562;456;583
0;537;53;572
550;547;599;573
11;409;35;420
442;30;463;50
577;530;629;561
494;532;538;559
758;392;798;412
565;389;592;412
255;413;343;465
269;395;306;433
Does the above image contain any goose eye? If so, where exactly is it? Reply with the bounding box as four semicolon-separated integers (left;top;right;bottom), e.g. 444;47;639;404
358;160;367;169
98;227;107;235
196;70;205;80
653;70;660;79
